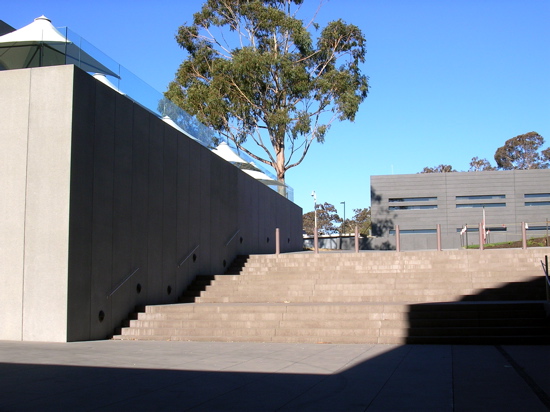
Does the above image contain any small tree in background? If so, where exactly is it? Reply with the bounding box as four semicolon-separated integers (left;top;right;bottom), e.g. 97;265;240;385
348;207;371;236
420;164;456;173
468;156;495;172
302;202;342;235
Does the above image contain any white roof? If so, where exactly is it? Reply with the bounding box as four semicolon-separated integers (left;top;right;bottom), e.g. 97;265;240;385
242;168;285;186
0;16;120;78
0;16;66;44
212;142;249;164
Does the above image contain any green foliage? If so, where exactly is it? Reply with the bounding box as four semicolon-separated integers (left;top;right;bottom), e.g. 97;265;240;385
166;0;369;183
468;157;495;172
494;131;549;170
348;207;371;236
302;202;342;235
420;164;456;173
420;132;549;173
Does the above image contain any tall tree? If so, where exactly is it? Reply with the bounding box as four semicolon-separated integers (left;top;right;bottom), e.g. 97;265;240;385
494;131;549;170
468;157;495;172
420;164;456;173
302;202;342;235
166;0;369;185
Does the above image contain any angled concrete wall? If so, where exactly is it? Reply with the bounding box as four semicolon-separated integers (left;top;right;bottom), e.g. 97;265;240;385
0;65;303;342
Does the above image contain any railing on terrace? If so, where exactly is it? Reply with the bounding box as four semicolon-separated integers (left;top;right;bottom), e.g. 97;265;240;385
2;23;293;200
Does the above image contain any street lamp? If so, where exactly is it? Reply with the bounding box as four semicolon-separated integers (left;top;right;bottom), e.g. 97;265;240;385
340;201;346;235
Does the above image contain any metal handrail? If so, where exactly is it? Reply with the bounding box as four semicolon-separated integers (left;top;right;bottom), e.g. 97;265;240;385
108;267;139;298
541;255;549;302
225;229;240;247
178;244;200;268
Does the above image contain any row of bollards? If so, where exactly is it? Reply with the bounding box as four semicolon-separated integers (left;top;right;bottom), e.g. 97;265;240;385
275;221;533;255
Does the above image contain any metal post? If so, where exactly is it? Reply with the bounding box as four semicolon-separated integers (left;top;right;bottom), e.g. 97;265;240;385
395;225;401;252
275;228;280;256
522;222;527;249
355;225;359;253
312;191;318;254
437;224;442;251
546;218;549;247
479;223;484;251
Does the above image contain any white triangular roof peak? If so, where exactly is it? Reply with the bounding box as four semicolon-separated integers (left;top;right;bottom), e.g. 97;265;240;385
0;15;68;44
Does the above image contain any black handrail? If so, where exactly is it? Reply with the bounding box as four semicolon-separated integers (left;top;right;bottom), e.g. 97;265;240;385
225;229;240;247
541;255;549;302
178;244;200;268
108;267;140;298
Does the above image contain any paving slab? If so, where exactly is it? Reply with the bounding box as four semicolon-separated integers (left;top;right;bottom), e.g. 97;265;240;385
0;340;548;411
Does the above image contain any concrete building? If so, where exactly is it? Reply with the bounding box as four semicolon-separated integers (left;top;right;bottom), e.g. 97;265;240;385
0;64;302;342
371;170;550;250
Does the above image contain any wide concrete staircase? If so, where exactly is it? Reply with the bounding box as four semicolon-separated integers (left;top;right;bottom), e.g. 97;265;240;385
113;249;550;344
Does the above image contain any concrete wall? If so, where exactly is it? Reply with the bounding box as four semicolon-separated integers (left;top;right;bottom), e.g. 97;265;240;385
371;170;550;251
0;65;303;342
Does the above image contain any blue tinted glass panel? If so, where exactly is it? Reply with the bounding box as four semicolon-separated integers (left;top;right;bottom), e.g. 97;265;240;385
389;197;437;202
390;229;437;235
456;203;506;208
524;193;550;198
456;195;505;200
389;205;438;210
525;201;550;206
456;227;507;232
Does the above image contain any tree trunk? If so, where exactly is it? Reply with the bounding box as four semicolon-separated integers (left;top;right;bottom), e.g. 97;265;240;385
276;150;287;197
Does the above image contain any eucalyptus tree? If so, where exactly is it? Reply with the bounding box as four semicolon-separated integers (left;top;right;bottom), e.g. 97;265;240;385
166;0;369;185
494;131;549;170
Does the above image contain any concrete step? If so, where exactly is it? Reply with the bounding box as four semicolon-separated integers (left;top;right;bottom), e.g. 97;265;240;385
114;250;550;344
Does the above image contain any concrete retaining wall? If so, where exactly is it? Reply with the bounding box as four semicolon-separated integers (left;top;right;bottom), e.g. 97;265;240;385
0;65;302;342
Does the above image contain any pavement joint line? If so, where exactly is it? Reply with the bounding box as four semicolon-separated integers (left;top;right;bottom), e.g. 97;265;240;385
362;345;413;411
494;345;550;411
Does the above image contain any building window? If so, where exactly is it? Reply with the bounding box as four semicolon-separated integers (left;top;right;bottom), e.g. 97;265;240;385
389;204;438;210
524;193;550;198
456;203;506;208
456;194;505;200
526;225;550;231
525;201;550;207
389;197;437;202
389;228;437;235
456;226;507;232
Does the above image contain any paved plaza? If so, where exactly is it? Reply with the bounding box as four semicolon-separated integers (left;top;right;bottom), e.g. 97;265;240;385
0;340;549;411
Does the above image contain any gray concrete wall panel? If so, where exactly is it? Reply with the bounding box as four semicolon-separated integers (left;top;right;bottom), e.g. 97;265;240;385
130;107;150;308
237;172;260;253
67;68;95;341
146;116;165;304
23;66;74;341
198;149;212;274
111;93;137;325
0;69;31;340
175;133;191;292
89;79;115;339
161;127;178;302
186;140;203;279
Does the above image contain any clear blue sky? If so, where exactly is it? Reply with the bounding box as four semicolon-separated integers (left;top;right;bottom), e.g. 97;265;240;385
3;0;549;218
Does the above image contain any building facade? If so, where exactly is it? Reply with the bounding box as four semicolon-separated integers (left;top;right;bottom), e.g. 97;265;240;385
0;65;303;342
371;170;550;250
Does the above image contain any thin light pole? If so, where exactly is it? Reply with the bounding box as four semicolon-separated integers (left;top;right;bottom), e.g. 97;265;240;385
340;201;346;235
